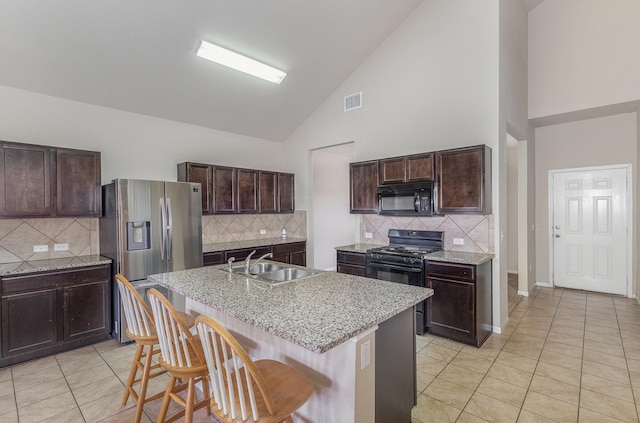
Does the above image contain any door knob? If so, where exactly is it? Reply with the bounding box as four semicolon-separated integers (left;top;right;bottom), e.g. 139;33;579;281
555;234;560;238
555;225;560;230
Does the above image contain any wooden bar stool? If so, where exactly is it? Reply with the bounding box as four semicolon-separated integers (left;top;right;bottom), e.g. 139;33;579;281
115;274;168;423
148;288;210;423
195;314;314;423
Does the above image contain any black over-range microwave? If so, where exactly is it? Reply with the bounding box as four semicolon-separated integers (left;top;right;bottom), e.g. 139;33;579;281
377;181;434;216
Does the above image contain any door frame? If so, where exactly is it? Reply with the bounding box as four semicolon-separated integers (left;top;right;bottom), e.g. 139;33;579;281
548;164;632;297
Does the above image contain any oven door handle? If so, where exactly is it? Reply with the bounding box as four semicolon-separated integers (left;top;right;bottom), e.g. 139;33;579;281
368;263;423;273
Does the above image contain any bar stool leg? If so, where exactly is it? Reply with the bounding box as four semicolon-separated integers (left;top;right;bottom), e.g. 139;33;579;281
123;343;144;405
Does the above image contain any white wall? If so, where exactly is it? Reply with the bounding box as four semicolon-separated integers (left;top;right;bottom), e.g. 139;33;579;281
529;0;640;119
506;136;518;272
285;0;502;325
0;86;286;183
285;0;500;210
534;113;638;286
311;144;357;270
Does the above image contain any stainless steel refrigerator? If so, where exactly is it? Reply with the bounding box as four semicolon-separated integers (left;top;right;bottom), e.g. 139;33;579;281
99;179;203;342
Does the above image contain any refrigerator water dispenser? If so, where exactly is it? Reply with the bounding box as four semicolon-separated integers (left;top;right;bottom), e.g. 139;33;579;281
127;221;151;250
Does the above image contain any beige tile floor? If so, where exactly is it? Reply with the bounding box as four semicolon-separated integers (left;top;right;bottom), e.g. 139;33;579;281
2;285;640;422
412;286;640;422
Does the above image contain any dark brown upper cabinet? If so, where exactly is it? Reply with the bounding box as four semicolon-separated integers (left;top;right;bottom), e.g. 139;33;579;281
212;166;237;214
379;153;434;185
0;141;101;218
178;162;294;214
177;162;212;214
55;148;101;216
258;171;278;213
350;161;378;214
278;173;295;213
237;168;258;213
435;145;491;214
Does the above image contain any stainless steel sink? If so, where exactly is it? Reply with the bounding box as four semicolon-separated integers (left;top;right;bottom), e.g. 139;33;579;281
258;268;316;283
219;264;318;285
249;263;284;274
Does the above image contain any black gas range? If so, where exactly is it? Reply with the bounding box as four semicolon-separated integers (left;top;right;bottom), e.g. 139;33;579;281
365;229;444;335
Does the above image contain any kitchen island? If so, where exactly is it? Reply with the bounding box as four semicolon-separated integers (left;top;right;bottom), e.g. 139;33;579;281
148;263;433;423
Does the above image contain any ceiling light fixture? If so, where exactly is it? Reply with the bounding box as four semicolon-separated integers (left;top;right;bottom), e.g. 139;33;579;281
196;40;286;84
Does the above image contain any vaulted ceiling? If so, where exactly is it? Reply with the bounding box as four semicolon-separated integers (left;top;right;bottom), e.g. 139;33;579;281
0;1;544;142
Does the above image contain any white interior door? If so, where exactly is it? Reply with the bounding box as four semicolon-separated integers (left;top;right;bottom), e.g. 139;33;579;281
552;167;628;295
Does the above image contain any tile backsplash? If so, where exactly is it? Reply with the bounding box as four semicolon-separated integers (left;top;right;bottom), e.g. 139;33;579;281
0;218;99;263
202;211;307;244
360;214;494;253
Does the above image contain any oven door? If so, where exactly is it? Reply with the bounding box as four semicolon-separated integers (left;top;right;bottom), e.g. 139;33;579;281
365;261;427;335
365;262;423;287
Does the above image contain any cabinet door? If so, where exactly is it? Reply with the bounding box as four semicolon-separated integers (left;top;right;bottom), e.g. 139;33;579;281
350;161;378;213
436;145;491;214
64;280;109;341
237;169;258;213
379;157;406;184
212;166;237;213
55;148;101;216
0;142;51;217
278;173;295;213
203;252;224;266
426;277;475;340
258;171;278;213
289;251;306;266
406;153;434;182
1;289;58;357
178;162;212;214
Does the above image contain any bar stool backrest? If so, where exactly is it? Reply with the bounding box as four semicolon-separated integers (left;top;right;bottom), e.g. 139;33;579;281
147;288;202;369
196;315;276;422
115;274;154;338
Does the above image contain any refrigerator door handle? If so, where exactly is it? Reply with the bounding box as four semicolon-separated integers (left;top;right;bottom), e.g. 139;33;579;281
159;198;166;261
166;197;173;261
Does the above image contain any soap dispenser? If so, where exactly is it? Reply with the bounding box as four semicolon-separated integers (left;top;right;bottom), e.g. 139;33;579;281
281;228;287;239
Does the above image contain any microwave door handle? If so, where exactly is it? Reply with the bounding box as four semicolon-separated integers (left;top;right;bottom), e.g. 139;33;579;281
414;193;420;212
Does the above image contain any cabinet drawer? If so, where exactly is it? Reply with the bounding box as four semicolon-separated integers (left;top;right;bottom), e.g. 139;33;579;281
337;251;366;267
426;262;475;282
337;264;366;277
271;242;306;255
1;265;110;296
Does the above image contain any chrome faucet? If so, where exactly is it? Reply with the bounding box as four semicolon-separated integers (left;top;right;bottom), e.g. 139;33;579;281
227;257;236;272
245;250;273;274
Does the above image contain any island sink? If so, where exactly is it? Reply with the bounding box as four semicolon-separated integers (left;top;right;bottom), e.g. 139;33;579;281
220;262;318;284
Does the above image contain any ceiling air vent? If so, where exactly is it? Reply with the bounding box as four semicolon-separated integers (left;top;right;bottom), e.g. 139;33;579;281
344;92;362;112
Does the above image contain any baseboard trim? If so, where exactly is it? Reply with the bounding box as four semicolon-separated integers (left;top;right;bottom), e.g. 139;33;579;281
517;290;529;297
507;269;518;275
536;281;552;288
492;316;509;334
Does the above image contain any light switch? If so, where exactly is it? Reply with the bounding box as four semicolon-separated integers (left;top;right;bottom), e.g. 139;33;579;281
453;238;464;245
360;340;371;369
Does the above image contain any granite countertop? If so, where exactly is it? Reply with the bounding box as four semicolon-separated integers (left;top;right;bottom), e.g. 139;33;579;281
335;243;384;254
148;264;433;354
203;237;306;253
0;255;112;276
425;250;494;266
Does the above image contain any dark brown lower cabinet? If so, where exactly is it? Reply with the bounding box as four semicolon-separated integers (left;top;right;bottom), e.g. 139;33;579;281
203;242;306;268
271;241;306;266
425;260;492;347
0;264;111;367
336;251;366;276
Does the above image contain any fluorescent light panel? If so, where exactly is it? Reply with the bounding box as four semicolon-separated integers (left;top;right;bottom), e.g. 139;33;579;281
196;40;286;84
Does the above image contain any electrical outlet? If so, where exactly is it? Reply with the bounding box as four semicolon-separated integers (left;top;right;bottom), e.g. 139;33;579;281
54;243;69;251
453;238;464;245
360;340;371;369
33;245;48;252
365;232;373;239
259;229;266;235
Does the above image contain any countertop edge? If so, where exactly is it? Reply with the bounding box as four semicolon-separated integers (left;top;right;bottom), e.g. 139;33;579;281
0;255;112;276
204;237;307;253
